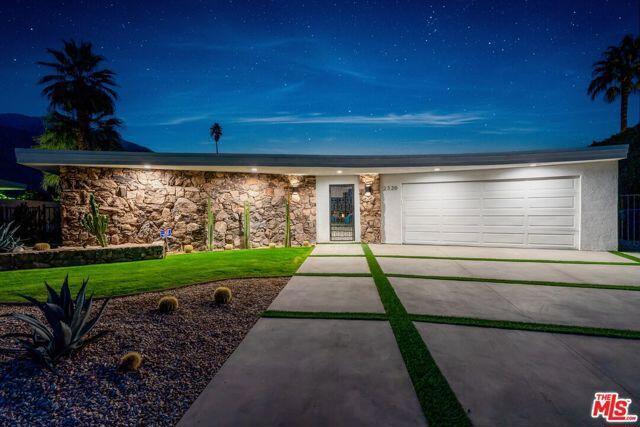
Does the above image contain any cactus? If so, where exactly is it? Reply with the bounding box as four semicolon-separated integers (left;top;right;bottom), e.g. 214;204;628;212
80;194;108;247
284;195;291;248
33;242;51;251
213;286;232;304
118;351;143;372
206;197;216;251
242;201;251;249
158;296;179;313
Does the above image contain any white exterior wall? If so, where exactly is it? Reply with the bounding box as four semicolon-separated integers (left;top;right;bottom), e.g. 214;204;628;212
380;161;618;251
316;175;361;243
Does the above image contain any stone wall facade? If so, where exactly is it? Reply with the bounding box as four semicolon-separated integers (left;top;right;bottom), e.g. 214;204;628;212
0;243;164;271
359;174;381;243
60;167;316;249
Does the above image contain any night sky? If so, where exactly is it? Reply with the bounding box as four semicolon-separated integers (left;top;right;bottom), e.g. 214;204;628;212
1;0;638;154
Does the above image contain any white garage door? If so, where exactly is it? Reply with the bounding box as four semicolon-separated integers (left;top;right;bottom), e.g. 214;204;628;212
402;177;579;249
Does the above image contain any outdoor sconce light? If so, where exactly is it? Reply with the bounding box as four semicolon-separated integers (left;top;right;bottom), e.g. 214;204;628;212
291;182;300;195
365;184;373;196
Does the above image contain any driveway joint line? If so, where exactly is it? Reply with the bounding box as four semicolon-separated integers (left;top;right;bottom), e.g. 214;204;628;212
262;310;389;321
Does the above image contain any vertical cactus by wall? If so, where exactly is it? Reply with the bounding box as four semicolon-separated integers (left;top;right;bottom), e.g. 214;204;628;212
206;197;215;251
284;195;291;247
242;200;251;249
80;194;109;247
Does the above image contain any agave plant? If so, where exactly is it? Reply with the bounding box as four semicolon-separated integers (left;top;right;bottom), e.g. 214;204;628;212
0;276;110;369
0;221;22;253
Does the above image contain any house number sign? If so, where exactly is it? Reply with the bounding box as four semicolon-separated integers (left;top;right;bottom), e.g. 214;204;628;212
382;185;398;191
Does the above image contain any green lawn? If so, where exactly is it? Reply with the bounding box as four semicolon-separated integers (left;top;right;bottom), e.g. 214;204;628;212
0;247;312;303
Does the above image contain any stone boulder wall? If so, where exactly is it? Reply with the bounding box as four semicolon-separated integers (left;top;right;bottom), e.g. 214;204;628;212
359;174;382;243
60;167;317;250
0;243;165;271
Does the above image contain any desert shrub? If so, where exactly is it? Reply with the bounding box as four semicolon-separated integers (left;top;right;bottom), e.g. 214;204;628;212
33;242;51;251
0;275;109;369
158;296;179;313
183;244;193;253
118;351;143;372
213;286;232;304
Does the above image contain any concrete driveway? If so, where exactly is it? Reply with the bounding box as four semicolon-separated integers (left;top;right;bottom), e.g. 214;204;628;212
180;243;640;427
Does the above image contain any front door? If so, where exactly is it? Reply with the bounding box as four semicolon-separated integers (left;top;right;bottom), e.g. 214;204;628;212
329;184;355;241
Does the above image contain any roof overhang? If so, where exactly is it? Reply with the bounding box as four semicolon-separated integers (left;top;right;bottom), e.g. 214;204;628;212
15;145;629;176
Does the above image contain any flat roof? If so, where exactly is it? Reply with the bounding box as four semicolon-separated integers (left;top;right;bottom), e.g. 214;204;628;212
15;145;628;175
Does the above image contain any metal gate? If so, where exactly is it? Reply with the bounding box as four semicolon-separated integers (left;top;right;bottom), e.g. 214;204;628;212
329;184;355;241
620;194;640;250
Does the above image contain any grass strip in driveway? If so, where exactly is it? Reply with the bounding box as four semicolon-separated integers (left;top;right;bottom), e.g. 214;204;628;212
309;254;366;257
610;251;640;263
295;272;372;277
262;310;388;321
387;273;640;292
0;247;312;303
377;254;639;266
410;314;640;340
362;244;471;427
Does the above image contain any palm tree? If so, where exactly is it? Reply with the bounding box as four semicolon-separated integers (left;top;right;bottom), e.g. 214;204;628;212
37;40;122;150
209;123;223;155
588;34;640;131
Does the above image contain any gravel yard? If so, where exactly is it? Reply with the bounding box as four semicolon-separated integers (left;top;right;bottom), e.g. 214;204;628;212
0;277;289;426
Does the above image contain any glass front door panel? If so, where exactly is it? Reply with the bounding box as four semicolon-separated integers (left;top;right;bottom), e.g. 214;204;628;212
329;184;355;241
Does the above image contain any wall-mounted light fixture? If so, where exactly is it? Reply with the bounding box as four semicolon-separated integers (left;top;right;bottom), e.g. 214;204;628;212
251;167;258;173
364;184;373;196
144;164;151;169
291;181;300;195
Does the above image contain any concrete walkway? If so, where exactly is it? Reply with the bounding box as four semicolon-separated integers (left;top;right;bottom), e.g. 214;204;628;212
417;323;640;426
312;244;365;256
178;319;425;427
392;277;640;330
269;275;384;313
378;257;640;286
297;256;370;274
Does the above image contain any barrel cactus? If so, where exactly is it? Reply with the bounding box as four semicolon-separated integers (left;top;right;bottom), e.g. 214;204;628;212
213;286;232;304
158;296;179;313
118;351;143;372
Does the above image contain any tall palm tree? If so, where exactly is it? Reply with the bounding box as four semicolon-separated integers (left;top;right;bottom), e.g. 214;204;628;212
209;123;223;155
37;40;122;150
588;34;640;131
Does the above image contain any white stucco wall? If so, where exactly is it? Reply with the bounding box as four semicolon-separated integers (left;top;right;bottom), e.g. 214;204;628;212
316;175;361;243
380;161;618;251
